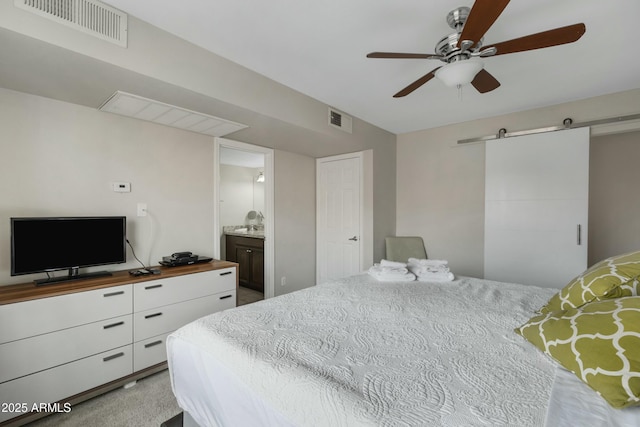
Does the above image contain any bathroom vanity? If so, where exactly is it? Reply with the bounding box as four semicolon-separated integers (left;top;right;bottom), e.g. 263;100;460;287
225;232;264;293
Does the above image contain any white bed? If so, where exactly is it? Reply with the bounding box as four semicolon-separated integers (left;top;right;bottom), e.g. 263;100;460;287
167;274;640;426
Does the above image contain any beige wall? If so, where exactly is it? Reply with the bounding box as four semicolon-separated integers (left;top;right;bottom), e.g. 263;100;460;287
589;131;640;264
0;2;323;134
0;88;215;284
219;164;265;228
0;88;323;293
0;3;397;157
0;3;397;286
274;150;316;295
397;89;640;279
0;1;396;294
397;130;485;277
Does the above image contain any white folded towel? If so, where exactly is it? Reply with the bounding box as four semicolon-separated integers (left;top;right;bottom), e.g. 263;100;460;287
408;261;448;275
369;264;409;277
408;258;448;267
368;264;416;282
406;258;454;282
380;259;407;268
408;264;449;275
414;271;455;282
369;271;416;282
408;258;450;275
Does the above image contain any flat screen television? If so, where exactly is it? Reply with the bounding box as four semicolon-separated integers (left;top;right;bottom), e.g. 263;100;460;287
11;216;127;285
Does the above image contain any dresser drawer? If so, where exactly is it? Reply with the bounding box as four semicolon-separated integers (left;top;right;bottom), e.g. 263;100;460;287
133;268;236;311
0;314;132;384
133;291;236;341
133;332;171;372
0;345;132;423
0;285;132;345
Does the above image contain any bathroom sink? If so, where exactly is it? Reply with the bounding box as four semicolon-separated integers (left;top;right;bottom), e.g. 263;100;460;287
225;229;265;239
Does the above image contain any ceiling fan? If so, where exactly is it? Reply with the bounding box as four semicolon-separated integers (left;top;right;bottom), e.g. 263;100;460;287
367;0;586;97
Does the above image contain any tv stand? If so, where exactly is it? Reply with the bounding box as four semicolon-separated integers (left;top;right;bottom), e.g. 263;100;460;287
35;269;112;286
0;261;238;426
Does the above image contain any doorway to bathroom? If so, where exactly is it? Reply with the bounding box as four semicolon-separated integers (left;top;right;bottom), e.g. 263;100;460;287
213;137;274;303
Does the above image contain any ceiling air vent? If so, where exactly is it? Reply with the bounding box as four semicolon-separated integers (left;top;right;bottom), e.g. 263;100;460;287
14;0;128;47
328;107;352;134
99;91;249;137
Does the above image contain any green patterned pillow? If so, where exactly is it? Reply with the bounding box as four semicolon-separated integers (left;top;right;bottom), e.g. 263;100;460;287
539;250;640;314
516;296;640;409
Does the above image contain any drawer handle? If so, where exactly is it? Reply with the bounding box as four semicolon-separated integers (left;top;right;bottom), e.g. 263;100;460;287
103;291;125;297
103;321;125;329
220;294;233;300
220;271;232;276
144;312;163;319
246;249;252;253
103;352;125;362
145;284;163;290
144;340;163;349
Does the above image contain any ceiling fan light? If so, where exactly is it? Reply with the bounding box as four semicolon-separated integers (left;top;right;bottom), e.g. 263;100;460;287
435;60;483;87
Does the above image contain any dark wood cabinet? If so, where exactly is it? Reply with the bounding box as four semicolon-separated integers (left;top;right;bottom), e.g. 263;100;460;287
226;234;264;292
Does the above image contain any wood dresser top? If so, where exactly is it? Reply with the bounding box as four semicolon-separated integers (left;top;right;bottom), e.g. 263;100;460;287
0;260;238;305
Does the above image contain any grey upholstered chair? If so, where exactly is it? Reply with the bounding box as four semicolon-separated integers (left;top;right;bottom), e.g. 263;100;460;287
384;236;427;263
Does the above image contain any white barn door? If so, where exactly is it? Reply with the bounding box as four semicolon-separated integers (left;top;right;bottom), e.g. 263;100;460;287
484;127;589;288
317;153;362;284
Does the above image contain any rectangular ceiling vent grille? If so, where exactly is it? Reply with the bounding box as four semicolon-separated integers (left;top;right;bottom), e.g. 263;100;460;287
14;0;128;47
99;91;249;138
328;107;352;134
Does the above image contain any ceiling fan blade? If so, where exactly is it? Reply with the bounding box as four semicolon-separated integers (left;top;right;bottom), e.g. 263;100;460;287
393;67;441;98
471;69;500;93
367;52;441;59
483;23;586;56
458;0;510;48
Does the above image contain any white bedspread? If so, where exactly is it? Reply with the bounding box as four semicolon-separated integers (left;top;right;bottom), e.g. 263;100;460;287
169;275;559;426
545;366;640;427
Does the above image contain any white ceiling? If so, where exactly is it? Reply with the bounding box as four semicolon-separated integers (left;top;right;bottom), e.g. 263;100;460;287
101;0;640;134
220;147;264;168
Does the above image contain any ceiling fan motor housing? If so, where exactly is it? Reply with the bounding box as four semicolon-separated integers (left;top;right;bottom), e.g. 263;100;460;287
446;6;470;30
435;33;483;62
366;0;587;97
437;7;483;63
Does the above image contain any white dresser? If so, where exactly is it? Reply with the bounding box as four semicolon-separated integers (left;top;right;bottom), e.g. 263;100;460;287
0;262;237;426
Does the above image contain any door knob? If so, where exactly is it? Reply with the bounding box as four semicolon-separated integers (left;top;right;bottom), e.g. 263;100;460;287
348;236;358;241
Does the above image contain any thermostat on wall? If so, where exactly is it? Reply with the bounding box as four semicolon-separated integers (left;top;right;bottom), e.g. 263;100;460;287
112;182;131;193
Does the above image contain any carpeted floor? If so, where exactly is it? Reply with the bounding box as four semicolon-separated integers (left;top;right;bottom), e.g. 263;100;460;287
27;370;181;427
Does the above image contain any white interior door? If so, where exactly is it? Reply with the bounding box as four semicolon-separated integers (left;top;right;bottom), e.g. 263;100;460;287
484;127;589;288
317;153;362;284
